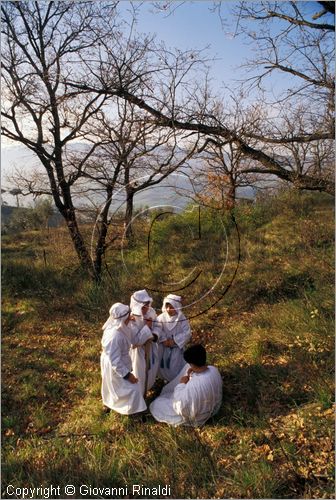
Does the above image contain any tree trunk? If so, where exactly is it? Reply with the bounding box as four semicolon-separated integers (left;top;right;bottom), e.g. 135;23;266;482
94;230;105;282
125;187;135;240
226;181;236;210
94;186;114;281
62;207;94;277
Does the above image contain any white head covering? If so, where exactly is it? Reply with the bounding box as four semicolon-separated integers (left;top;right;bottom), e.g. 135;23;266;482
130;289;153;316
162;294;183;330
102;302;130;347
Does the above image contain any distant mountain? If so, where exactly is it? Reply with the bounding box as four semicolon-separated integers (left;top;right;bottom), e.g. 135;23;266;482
1;144;256;212
1;205;64;228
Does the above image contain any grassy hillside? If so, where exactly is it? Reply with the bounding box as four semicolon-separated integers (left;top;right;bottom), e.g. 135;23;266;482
2;191;334;499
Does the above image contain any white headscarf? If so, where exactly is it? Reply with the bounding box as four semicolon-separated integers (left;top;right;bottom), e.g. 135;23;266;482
130;289;153;316
162;294;183;331
102;302;130;347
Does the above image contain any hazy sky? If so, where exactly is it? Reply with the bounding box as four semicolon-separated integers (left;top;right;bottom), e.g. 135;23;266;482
123;1;256;88
2;1;255;205
1;1;327;205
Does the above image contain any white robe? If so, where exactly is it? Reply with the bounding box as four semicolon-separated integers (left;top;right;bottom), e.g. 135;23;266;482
149;364;223;427
154;313;191;381
101;325;146;414
129;307;159;394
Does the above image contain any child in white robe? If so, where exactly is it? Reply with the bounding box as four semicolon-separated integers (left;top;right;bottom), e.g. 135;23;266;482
100;303;147;414
150;344;223;427
154;294;191;382
129;289;159;395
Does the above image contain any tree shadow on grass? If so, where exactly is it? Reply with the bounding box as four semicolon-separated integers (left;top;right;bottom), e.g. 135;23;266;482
232;271;316;311
2;342;81;437
2;260;81;299
214;360;315;427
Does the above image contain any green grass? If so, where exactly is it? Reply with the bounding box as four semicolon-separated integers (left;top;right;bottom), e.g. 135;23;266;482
2;191;334;499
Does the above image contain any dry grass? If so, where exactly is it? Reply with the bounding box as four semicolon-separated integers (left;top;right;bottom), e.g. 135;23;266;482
2;191;334;499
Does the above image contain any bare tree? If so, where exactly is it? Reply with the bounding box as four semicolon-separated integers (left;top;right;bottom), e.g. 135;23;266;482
1;1;124;276
193;142;255;211
241;105;335;187
75;86;334;196
80;97;200;241
3;1;333;282
101;85;335;194
231;2;334;142
183;96;266;210
8;188;22;207
3;1;200;278
79;1;334;194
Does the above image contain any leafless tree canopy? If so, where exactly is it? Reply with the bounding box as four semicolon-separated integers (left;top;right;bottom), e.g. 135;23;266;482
1;1;203;277
71;1;334;194
2;1;334;278
2;2;120;275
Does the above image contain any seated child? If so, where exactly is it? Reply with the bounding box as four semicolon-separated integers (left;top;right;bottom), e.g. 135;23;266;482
149;344;222;427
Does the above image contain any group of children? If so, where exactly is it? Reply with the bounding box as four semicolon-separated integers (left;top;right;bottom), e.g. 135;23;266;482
100;289;223;426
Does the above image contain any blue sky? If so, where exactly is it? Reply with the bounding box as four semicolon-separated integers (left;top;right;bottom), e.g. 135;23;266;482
124;1;255;88
2;1;332;206
2;1;254;205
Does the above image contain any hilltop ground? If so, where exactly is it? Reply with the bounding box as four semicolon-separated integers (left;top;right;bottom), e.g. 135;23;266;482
2;191;334;499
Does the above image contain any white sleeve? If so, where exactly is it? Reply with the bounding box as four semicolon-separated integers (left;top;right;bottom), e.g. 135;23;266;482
160;364;189;395
172;383;192;421
173;318;191;349
107;337;130;378
138;325;154;343
153;315;167;343
130;322;153;345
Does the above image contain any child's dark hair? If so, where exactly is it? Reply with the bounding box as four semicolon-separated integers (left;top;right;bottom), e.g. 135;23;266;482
183;344;206;367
